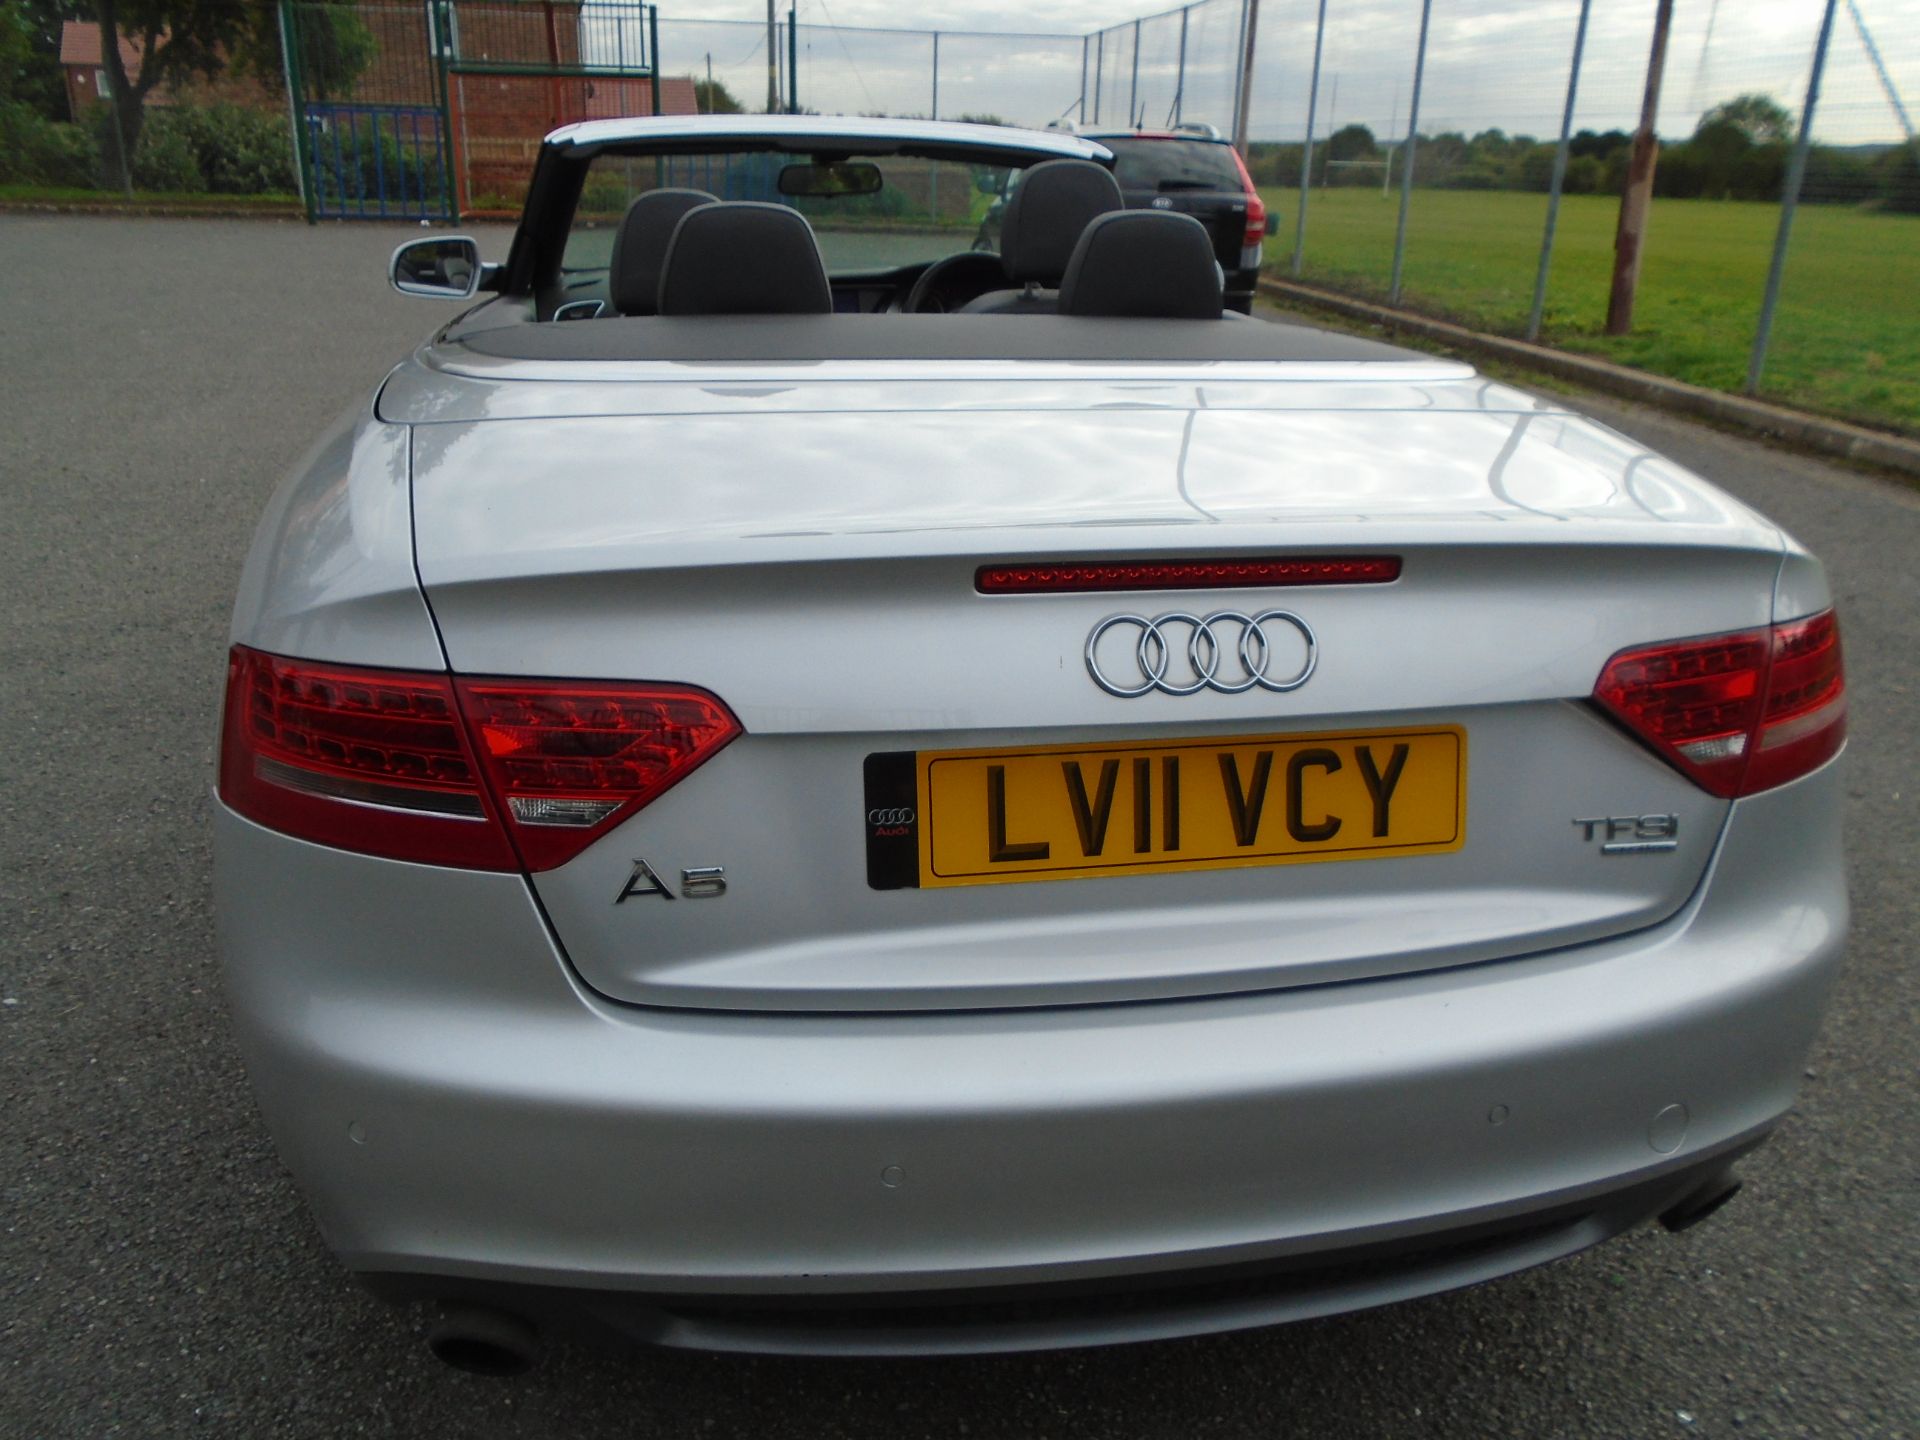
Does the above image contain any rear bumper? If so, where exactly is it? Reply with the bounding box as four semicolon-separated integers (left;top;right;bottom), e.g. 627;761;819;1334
215;763;1844;1351
359;1142;1758;1354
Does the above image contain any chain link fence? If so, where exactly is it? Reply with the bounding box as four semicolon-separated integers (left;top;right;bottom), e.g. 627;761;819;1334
1214;0;1917;434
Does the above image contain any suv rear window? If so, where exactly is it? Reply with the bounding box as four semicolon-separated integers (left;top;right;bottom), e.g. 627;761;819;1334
1103;138;1244;192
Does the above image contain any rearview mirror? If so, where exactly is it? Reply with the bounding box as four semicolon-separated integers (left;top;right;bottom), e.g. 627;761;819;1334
390;235;483;299
777;161;884;198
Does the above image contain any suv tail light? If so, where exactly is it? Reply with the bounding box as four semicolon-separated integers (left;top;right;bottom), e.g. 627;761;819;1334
1229;146;1267;247
219;646;740;871
1592;611;1845;798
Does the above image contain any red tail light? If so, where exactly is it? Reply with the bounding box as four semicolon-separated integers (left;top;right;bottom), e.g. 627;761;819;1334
453;677;741;871
220;646;740;871
1229;146;1266;247
1592;611;1845;798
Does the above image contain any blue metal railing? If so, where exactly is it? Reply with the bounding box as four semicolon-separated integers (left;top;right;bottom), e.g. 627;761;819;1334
304;103;454;221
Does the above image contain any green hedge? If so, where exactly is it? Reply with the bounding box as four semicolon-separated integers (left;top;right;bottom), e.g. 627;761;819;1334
0;103;100;187
127;104;298;194
0;101;295;195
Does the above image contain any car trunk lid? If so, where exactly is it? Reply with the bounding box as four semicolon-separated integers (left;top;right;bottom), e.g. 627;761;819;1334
404;367;1784;1012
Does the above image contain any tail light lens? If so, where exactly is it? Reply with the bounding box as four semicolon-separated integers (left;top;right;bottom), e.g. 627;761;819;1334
1592;611;1845;798
219;646;740;871
1230;146;1267;247
1242;194;1267;249
453;677;740;871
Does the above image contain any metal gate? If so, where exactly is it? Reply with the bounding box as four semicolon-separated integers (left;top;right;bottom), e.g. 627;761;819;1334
300;103;452;220
281;1;661;223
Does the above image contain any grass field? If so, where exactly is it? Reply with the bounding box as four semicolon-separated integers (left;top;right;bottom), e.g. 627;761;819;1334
1257;187;1920;435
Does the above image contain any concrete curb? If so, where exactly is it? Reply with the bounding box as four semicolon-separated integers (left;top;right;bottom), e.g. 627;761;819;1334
1258;277;1920;479
0;199;305;221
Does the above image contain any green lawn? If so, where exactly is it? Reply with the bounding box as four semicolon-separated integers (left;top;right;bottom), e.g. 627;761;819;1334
1257;187;1920;435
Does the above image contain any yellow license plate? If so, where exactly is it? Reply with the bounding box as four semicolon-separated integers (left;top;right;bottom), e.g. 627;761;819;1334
863;727;1465;890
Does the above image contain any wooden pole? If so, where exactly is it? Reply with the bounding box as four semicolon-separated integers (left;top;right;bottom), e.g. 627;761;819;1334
1605;0;1675;336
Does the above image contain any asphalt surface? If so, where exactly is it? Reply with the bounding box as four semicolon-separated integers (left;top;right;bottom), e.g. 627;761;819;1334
1;215;1915;1439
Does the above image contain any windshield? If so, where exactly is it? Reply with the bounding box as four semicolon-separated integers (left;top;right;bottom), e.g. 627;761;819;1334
1102;138;1243;191
563;150;1028;276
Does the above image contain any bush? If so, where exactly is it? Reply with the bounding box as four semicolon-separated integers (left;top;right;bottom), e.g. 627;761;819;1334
1563;153;1603;194
186;104;297;193
1876;141;1920;214
0;102;100;186
138;104;296;194
130;114;203;191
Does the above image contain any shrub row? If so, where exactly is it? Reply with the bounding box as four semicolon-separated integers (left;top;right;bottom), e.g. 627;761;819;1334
0;102;296;195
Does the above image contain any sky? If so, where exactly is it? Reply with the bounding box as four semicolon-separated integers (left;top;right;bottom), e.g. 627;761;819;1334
632;0;1919;145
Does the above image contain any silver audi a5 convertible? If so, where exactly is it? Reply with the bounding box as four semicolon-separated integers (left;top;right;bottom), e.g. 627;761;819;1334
214;116;1848;1371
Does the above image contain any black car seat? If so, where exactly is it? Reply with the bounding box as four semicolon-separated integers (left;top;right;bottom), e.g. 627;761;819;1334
1057;211;1225;319
608;188;719;316
959;159;1125;315
656;202;834;316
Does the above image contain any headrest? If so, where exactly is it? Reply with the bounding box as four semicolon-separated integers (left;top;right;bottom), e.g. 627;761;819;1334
1058;211;1225;319
608;188;718;315
657;202;834;316
999;160;1125;287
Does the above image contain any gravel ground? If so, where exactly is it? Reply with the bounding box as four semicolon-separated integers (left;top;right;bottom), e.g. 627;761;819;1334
1;215;1914;1439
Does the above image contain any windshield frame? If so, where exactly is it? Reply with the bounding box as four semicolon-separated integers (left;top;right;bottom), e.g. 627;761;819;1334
501;121;1115;303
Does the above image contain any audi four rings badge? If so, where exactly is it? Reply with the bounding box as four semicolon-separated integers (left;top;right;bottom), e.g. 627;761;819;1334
1085;611;1318;698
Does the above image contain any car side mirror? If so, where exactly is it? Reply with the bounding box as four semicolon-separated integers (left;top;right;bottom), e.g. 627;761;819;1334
390;235;487;299
1265;213;1279;236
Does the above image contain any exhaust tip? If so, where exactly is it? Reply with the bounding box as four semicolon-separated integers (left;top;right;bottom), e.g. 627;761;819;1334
1659;1172;1744;1234
426;1305;539;1376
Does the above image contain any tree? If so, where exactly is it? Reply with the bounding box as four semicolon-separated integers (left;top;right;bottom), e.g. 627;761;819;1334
236;3;375;103
694;77;743;115
1697;93;1792;146
90;0;253;188
5;1;79;119
1570;128;1631;161
1688;119;1753;198
1874;139;1920;214
1326;123;1375;162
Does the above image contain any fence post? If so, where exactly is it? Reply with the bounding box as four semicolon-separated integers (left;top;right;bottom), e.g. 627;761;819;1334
1230;0;1248;147
1390;0;1433;304
787;5;798;113
1174;6;1189;125
1129;19;1141;127
1290;0;1328;278
277;0;314;223
651;3;663;116
931;31;939;120
1233;0;1260;155
1094;31;1104;124
1747;0;1841;394
1527;0;1593;341
429;0;464;222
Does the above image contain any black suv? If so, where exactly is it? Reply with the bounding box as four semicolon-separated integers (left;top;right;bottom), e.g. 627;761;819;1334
976;124;1275;314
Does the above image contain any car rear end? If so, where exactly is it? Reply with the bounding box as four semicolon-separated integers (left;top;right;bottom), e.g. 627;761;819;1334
1091;129;1271;312
214;361;1846;1359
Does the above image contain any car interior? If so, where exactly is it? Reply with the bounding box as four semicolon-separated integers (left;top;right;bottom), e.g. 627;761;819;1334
543;158;1234;324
